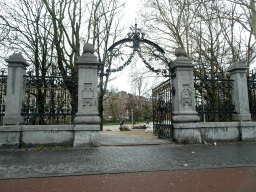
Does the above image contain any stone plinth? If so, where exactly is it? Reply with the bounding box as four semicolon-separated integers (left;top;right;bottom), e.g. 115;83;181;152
73;44;100;147
227;62;251;121
3;53;29;125
0;126;21;149
173;123;202;144
170;48;200;143
170;48;200;123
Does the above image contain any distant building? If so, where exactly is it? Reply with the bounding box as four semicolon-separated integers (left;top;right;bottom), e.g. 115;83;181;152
103;90;152;122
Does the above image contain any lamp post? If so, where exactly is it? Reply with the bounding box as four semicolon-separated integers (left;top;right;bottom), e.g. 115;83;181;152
131;108;133;128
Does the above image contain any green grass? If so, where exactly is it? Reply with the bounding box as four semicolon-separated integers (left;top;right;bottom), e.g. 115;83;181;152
36;145;73;148
103;121;151;126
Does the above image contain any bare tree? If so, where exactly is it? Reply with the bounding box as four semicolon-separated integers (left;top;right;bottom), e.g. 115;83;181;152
42;0;83;76
139;0;256;122
140;0;202;58
1;0;56;123
129;71;150;123
221;0;256;66
1;0;53;73
140;0;256;67
89;0;124;131
42;0;124;128
1;0;125;125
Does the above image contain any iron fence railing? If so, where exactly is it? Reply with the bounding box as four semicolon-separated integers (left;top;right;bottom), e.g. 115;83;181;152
248;70;256;121
194;69;236;122
21;73;77;125
0;73;7;117
152;79;173;139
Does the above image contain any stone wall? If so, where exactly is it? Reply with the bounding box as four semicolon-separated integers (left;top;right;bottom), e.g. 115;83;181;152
0;125;74;149
173;122;256;144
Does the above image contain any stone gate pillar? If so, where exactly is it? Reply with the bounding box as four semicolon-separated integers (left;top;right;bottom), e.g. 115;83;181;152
3;53;29;125
171;48;200;123
73;44;100;147
171;48;201;144
227;62;251;121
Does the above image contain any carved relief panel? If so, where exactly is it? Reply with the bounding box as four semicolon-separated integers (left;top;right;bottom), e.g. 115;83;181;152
181;85;192;108
82;83;94;106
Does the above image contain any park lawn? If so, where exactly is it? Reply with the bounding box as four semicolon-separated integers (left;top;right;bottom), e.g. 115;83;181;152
103;121;151;126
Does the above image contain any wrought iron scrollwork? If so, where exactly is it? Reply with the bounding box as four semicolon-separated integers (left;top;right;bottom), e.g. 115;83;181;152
248;69;256;121
0;68;7;116
100;21;173;77
194;68;236;122
21;73;78;125
152;79;173;140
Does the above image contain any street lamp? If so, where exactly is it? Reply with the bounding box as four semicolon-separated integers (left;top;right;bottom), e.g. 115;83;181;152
131;109;133;128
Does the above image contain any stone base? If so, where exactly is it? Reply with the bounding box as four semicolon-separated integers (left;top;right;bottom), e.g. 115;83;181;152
172;115;200;123
172;111;200;123
3;115;24;125
74;114;100;124
232;114;251;121
73;131;100;147
0;126;21;149
74;124;100;147
241;127;256;141
240;122;256;142
173;123;202;144
74;124;100;131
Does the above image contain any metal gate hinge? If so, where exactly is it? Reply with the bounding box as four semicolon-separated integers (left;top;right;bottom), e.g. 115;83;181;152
171;87;175;96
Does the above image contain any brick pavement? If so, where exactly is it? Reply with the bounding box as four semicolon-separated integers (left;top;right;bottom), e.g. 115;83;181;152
1;142;256;180
100;137;172;146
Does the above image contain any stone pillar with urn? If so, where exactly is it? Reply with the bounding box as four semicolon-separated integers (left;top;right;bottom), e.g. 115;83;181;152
73;44;100;147
171;48;201;144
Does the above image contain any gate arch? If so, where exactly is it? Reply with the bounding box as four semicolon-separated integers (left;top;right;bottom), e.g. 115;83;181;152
100;22;174;139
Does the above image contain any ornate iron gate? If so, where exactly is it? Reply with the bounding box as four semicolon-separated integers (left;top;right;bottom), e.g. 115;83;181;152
102;22;173;135
248;70;256;121
152;79;173;139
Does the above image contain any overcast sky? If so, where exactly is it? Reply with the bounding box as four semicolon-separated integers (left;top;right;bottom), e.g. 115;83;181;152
107;0;140;93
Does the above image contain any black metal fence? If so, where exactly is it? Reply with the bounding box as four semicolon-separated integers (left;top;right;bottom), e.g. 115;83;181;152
152;79;173;139
0;70;7;118
248;70;256;121
21;73;78;125
194;69;236;122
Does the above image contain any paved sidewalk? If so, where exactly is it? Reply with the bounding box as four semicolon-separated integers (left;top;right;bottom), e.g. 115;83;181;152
1;142;256;180
100;123;172;146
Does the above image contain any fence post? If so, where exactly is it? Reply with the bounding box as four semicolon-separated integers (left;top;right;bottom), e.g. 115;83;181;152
171;48;200;123
227;62;251;121
73;44;100;147
170;48;201;144
3;53;29;125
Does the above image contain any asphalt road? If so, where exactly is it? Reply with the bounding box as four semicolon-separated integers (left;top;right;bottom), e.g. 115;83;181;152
1;167;256;192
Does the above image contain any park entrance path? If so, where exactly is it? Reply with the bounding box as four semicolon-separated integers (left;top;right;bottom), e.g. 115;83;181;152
100;123;173;146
